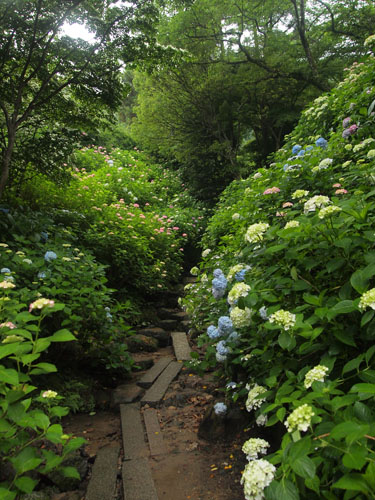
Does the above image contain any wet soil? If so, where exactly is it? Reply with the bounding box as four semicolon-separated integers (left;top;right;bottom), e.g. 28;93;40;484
62;347;247;500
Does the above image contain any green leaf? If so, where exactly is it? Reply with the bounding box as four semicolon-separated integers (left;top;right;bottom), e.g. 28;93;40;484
305;475;320;494
303;293;321;306
330;421;369;442
30;362;57;375
333;329;356;347
351;383;375;394
274;479;299;500
62;466;81;479
278;332;296;350
365;345;375;364
361;310;374;326
342;355;364;374
50;329;76;342
290;456;316;478
15;311;37;323
287;438;311;461
14;476;38;494
0;488;16;500
290;266;298;281
350;270;369;294
327;300;356;320
354;402;373;422
34;338;51;353
0;367;19;385
10;446;42;473
333;474;370;493
342;443;367;470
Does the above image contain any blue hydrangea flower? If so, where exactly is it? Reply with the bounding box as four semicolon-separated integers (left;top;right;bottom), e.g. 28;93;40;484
315;137;328;149
44;251;57;262
226;381;237;389
218;316;233;334
106;312;113;322
212;288;226;299
212;276;227;290
213;268;224;278
214;402;227;416
216;340;229;356
283;164;289;171
292;145;302;155
216;352;227;362
297;149;305;157
207;325;221;339
40;231;49;242
0;207;9;214
259;306;269;320
1;268;11;274
235;269;247;282
228;331;239;343
38;271;47;279
306;145;314;151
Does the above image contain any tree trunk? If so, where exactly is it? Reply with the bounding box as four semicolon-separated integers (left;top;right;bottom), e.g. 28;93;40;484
0;126;16;199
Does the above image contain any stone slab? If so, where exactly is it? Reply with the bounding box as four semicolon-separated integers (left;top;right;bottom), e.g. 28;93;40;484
112;383;144;406
144;408;167;456
120;403;148;460
141;361;182;406
137;327;170;347
122;458;158;500
137;357;172;389
171;331;191;361
86;444;120;500
157;319;179;331
180;320;190;333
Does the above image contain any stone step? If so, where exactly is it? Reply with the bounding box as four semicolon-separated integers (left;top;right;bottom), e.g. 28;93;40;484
141;361;182;406
180;319;190;333
85;444;120;500
182;276;196;285
137;327;170;347
111;383;144;407
157;318;179;331
122;457;158;500
137;357;173;389
144;408;167;456
120;403;148;460
171;331;191;361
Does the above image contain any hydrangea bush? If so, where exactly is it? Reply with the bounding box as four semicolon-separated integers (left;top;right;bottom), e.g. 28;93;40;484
184;40;375;498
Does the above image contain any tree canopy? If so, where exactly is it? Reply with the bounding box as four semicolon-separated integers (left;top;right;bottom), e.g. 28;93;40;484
0;0;160;197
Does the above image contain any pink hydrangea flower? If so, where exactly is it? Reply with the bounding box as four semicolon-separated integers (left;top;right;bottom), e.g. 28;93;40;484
332;183;341;188
335;189;348;194
263;187;281;195
282;202;293;208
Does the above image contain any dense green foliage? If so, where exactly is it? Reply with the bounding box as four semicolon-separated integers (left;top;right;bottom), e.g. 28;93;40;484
131;0;375;201
184;36;375;498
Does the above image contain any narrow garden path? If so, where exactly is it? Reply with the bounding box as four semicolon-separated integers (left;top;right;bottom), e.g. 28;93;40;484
62;278;247;500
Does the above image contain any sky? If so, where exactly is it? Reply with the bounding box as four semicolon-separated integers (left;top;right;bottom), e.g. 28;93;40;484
62;23;95;43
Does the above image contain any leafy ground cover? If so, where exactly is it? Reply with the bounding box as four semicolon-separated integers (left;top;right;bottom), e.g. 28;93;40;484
184;37;375;499
0;147;206;498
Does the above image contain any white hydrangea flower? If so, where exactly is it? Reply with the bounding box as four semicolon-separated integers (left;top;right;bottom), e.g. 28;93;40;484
228;283;251;305
246;384;267;412
359;288;375;310
0;281;15;289
256;414;268;427
245;223;269;243
304;195;331;214
318;205;342;219
241;459;276;500
42;390;58;398
242;438;270;461
317;158;333;169
253;172;262;179
202;249;211;258
292;189;309;199
285;404;314;433
230;306;252;328
304;365;329;388
284;220;300;229
232;213;240;220
268;309;296;330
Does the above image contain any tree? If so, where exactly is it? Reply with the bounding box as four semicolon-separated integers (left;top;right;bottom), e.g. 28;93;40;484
0;0;160;198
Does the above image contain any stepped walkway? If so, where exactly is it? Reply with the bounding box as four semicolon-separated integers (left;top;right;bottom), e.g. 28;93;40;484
85;278;195;500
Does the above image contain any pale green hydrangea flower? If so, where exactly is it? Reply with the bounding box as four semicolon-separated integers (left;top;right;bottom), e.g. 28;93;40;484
304;195;330;214
202;249;211;258
241;459;276;500
304;365;329;388
230;306;252;328
269;309;296;330
285;404;314;433
292;189;309;199
0;281;15;289
190;266;199;276
242;438;270;461
367;149;375;159
232;213;240;220
285;220;300;229
245;223;269;243
318;158;333;169
227;264;247;281
246;384;267;412
29;298;55;311
42;390;58;398
342;160;352;167
228;283;251;306
318;205;342;219
359;288;375;310
364;34;375;47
